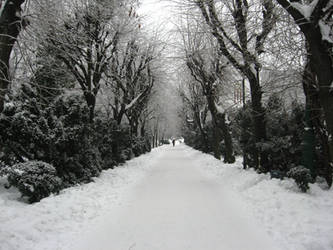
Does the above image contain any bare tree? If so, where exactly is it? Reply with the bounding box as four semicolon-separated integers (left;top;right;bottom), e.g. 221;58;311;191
186;50;235;162
179;77;209;151
124;64;154;136
107;38;155;126
37;0;132;123
186;0;276;171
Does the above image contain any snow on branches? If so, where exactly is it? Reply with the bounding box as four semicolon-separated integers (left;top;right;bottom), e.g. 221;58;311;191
276;0;333;43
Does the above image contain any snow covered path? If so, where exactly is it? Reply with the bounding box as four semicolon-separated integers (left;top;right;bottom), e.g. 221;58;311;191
1;144;333;250
69;145;281;250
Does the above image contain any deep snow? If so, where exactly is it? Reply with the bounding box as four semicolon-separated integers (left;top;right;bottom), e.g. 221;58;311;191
1;144;333;250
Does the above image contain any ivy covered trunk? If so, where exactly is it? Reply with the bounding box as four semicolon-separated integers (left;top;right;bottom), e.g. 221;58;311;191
308;33;333;187
0;0;26;112
276;0;333;187
303;55;332;187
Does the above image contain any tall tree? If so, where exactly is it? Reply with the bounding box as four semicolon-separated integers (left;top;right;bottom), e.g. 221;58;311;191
186;51;235;163
276;0;333;186
191;0;276;171
108;39;155;126
302;44;332;187
39;1;126;123
179;77;210;151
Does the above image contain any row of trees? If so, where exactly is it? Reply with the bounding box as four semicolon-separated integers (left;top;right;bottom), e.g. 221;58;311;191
0;0;167;202
177;0;333;190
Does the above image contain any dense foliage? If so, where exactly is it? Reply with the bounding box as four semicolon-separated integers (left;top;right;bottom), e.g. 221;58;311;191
182;120;212;154
0;0;161;202
234;96;305;175
0;84;151;202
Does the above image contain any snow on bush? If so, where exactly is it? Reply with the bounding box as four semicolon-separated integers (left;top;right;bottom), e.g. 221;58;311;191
0;161;62;203
287;165;312;192
2;102;16;116
0;83;152;201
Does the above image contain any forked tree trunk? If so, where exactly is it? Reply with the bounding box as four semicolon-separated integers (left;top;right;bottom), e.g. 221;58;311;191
206;93;235;163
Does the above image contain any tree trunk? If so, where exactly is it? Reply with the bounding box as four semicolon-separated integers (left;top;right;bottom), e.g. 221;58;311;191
307;33;333;179
212;125;222;160
303;56;332;187
84;92;96;123
152;135;155;148
130;119;138;137
140;122;145;137
0;0;25;112
206;93;235;162
116;107;125;125
194;107;209;153
206;95;222;160
218;113;235;163
276;0;333;186
247;74;269;172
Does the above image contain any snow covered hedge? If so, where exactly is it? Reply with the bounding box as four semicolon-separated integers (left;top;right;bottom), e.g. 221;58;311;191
183;93;330;191
0;84;152;202
0;161;62;203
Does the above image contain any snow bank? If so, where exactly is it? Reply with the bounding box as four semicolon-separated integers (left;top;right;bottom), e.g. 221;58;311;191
184;148;333;250
0;146;166;250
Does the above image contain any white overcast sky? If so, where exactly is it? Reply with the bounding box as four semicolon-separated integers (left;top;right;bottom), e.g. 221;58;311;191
138;0;177;31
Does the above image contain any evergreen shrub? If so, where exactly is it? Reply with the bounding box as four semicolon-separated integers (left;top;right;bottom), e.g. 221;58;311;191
287;165;312;192
0;161;62;203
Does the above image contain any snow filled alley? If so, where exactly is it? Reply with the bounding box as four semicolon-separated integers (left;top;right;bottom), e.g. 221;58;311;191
69;145;280;250
1;145;333;250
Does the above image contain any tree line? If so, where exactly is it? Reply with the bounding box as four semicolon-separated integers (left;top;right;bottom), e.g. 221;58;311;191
177;0;333;191
0;0;166;202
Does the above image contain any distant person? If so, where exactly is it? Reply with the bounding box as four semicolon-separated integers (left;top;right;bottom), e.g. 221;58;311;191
172;139;176;147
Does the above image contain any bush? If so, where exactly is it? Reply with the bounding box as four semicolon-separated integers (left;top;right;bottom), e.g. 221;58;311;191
132;136;151;157
0;91;103;186
287;165;312;192
182;121;213;154
0;161;62;203
119;148;134;162
233;97;304;173
93;118;130;168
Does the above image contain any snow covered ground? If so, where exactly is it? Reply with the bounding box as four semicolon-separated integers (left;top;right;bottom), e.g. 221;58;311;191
1;144;333;250
0;146;166;250
189;147;333;250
